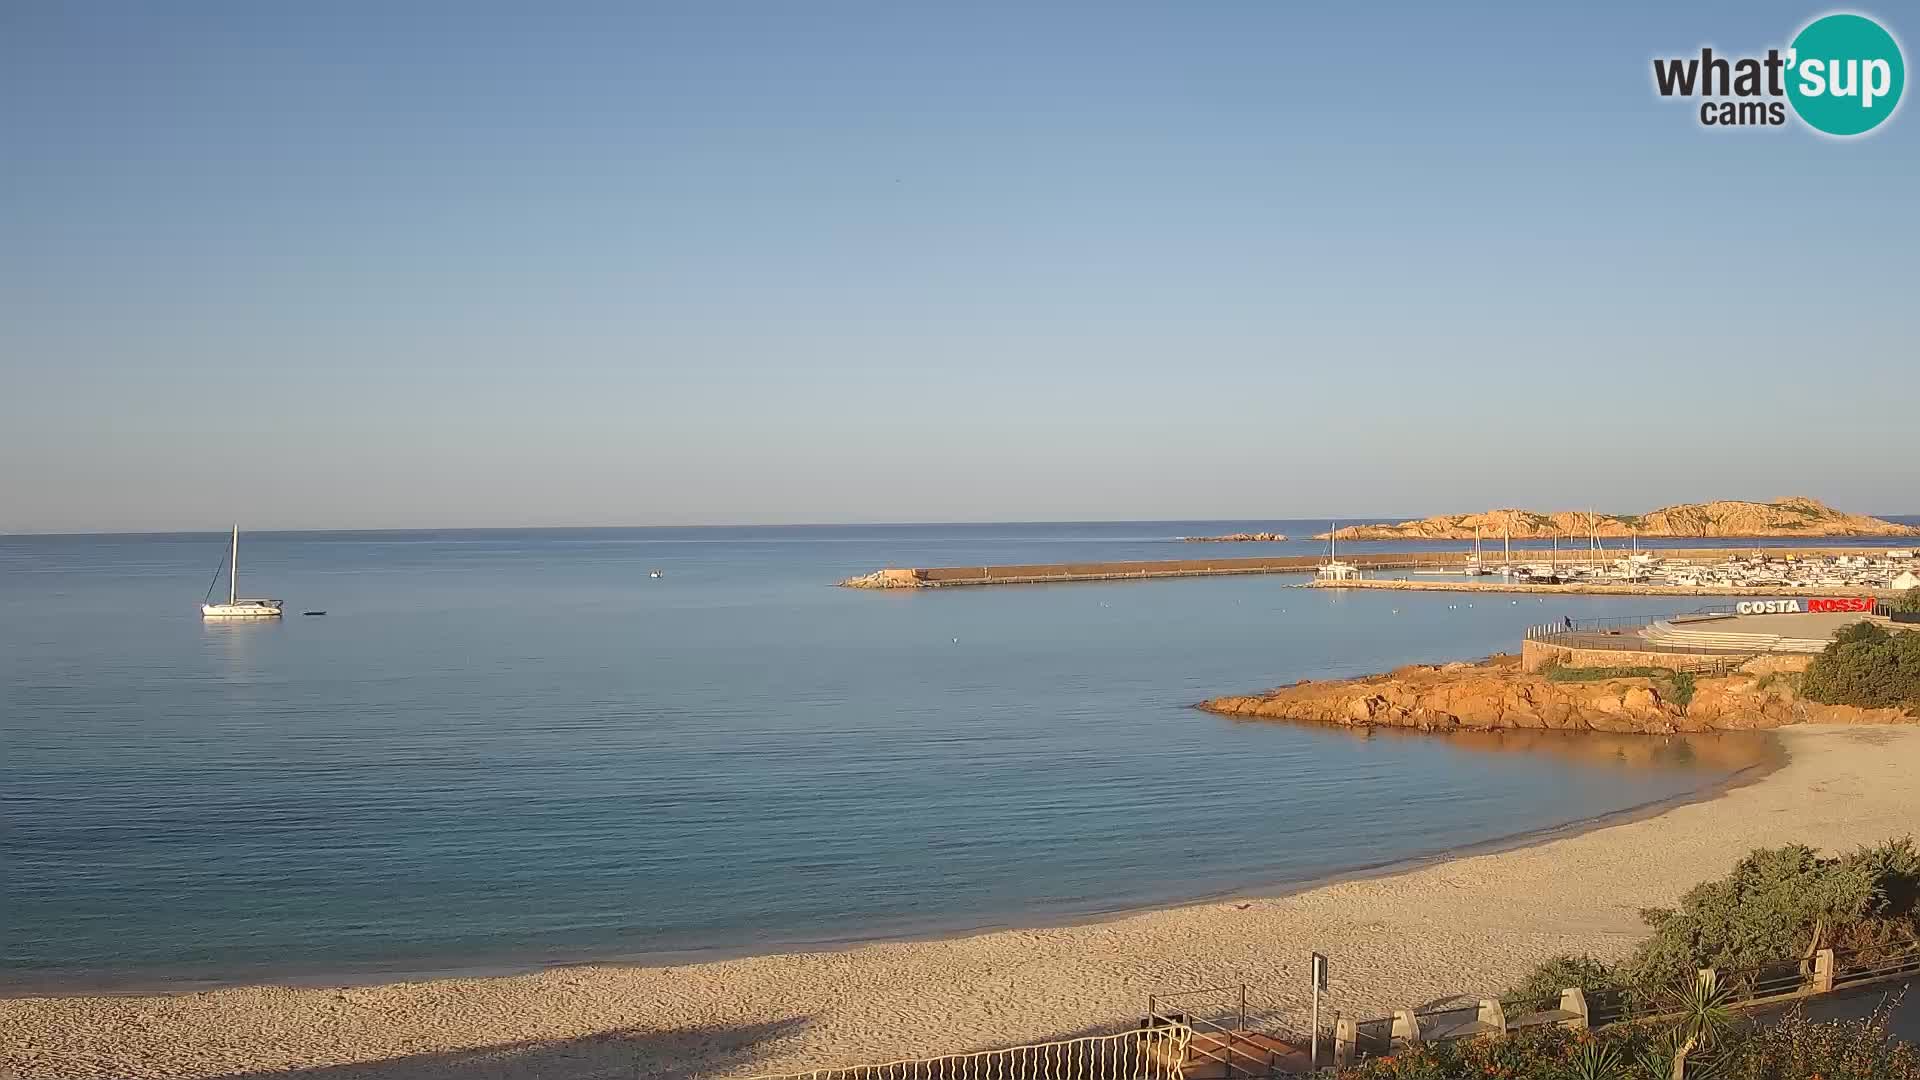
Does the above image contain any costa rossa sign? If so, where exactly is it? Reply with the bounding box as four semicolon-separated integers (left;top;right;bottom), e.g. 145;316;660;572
1736;598;1876;614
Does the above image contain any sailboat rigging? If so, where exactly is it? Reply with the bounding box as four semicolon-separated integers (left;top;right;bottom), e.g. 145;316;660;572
201;525;283;618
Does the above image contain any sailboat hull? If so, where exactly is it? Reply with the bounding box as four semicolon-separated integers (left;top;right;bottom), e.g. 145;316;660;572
202;601;282;618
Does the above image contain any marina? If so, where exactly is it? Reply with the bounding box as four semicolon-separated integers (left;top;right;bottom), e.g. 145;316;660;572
843;546;1919;593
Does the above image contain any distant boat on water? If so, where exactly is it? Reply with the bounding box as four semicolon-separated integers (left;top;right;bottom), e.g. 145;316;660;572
1316;522;1362;582
201;525;283;618
1463;526;1488;576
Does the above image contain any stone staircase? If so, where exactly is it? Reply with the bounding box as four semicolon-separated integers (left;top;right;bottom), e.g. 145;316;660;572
1639;620;1831;653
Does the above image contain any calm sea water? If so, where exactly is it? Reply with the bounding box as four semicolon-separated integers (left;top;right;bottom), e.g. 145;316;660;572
6;519;1905;993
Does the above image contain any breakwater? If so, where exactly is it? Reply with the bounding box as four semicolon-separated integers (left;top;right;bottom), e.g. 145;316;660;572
839;547;1888;589
843;552;1452;588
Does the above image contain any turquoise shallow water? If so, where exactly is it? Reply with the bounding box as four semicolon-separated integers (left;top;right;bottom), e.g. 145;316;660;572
4;520;1893;992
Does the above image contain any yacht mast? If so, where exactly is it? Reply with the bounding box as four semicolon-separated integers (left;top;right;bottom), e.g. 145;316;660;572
229;525;239;606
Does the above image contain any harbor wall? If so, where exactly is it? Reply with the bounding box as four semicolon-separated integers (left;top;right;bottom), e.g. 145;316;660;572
842;547;1907;589
1517;639;1794;674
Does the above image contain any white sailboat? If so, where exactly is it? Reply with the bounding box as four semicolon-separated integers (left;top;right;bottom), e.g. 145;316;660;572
202;525;283;618
1316;523;1361;581
1463;525;1486;576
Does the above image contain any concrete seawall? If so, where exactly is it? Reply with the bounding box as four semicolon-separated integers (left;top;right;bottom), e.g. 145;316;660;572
843;553;1445;588
1518;639;1817;674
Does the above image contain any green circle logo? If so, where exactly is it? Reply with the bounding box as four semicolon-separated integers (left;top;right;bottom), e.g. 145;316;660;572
1786;13;1905;136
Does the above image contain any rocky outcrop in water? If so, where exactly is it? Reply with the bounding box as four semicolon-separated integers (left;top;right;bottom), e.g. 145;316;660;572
1316;498;1919;541
1181;533;1289;543
1198;656;1914;734
840;568;927;589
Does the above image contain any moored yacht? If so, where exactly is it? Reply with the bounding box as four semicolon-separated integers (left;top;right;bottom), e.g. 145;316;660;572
202;526;283;618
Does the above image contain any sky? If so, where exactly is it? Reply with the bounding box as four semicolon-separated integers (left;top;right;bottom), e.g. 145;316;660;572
2;1;1915;533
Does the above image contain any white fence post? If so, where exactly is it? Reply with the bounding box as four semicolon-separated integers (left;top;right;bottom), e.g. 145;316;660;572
1813;949;1836;993
1391;1009;1422;1047
1558;987;1590;1030
1335;1015;1357;1069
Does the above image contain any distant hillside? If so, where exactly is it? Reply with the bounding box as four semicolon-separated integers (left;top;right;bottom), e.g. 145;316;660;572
1316;498;1920;541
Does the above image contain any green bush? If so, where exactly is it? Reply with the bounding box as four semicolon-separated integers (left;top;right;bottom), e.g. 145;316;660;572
1335;1025;1579;1080
1896;590;1920;614
1539;666;1696;710
1542;665;1673;682
1724;996;1920;1080
1622;841;1920;994
1505;953;1626;1012
1503;840;1920;1008
1334;1002;1920;1080
1668;672;1696;709
1800;622;1920;709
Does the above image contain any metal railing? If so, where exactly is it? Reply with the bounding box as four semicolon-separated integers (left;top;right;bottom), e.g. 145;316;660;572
748;1024;1194;1080
1833;943;1920;987
1524;606;1747;640
1147;984;1249;1032
1142;983;1308;1078
1876;599;1920;623
1537;946;1920;1035
754;945;1920;1079
1529;635;1758;660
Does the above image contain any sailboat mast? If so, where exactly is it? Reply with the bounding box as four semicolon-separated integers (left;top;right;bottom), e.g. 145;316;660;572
229;524;239;606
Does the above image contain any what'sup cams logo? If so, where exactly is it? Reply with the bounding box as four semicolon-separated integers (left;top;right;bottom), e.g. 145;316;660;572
1653;11;1904;135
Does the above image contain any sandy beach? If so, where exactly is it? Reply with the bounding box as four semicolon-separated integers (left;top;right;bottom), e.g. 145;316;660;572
6;724;1917;1080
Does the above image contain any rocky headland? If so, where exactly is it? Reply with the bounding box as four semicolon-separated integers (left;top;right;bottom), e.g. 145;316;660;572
1316;497;1919;541
1198;655;1915;734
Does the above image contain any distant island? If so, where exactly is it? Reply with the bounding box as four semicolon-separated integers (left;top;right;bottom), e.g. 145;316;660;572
1315;497;1920;541
1181;532;1287;543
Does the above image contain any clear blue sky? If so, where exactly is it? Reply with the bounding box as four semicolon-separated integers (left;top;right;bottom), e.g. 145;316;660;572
3;1;1914;532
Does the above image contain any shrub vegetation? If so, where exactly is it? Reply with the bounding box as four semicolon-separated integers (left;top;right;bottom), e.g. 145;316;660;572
1335;999;1919;1080
1540;666;1697;709
1338;844;1920;1079
1505;840;1920;1013
1800;622;1920;710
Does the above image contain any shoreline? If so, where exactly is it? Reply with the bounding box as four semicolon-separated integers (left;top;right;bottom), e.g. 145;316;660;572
0;732;1784;1004
22;729;1911;1080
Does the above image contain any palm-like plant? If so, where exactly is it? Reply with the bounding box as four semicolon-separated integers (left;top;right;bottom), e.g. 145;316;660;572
1572;1039;1624;1080
1637;970;1735;1080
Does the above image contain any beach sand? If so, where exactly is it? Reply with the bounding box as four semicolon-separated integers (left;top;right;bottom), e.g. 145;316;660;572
6;724;1917;1080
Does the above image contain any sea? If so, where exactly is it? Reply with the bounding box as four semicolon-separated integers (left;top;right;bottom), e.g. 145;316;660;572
3;519;1912;993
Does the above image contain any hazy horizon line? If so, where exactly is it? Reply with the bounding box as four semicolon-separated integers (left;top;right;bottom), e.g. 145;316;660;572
8;510;1919;541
